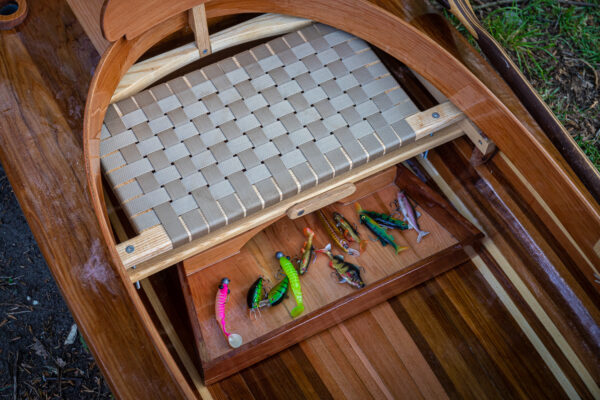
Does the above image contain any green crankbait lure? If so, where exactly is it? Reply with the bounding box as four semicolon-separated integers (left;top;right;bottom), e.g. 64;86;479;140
358;210;408;230
276;251;304;318
247;277;265;318
356;203;407;254
259;276;289;307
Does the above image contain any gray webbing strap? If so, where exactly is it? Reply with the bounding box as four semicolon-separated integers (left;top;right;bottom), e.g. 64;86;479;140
100;23;418;247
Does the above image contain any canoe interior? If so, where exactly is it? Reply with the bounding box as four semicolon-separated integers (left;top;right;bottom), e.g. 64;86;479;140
3;2;598;398
179;164;480;383
98;21;600;396
98;26;483;384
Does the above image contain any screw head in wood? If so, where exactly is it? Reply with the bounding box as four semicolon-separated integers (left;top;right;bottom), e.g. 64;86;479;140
432;112;440;119
126;245;135;254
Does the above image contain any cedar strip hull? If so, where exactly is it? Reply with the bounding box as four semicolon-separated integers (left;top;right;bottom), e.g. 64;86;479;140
0;0;597;399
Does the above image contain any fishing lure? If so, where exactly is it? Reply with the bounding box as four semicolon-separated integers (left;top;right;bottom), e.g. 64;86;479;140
395;191;429;243
356;203;407;254
259;276;289;307
275;252;304;317
297;227;316;275
247;277;265;318
333;212;367;251
215;278;242;348
359;210;408;230
317;244;365;289
317;210;360;256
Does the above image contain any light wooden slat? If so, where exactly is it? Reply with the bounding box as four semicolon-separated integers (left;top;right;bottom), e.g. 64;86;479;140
110;13;313;103
189;4;211;56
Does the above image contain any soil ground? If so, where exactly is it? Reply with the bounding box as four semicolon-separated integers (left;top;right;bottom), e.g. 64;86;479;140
0;163;110;399
0;1;598;399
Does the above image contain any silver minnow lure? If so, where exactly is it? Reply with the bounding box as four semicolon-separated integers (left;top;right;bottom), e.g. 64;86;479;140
397;191;429;243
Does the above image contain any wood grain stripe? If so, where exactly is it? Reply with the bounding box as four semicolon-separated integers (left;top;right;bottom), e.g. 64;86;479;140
418;157;600;398
498;152;599;277
467;249;580;399
337;323;396;400
369;303;449;399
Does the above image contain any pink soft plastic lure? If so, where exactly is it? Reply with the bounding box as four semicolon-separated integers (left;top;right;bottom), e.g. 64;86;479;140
215;278;242;348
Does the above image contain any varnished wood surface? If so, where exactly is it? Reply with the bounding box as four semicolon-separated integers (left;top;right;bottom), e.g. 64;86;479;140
0;2;192;399
1;1;599;399
180;166;481;382
66;0;109;52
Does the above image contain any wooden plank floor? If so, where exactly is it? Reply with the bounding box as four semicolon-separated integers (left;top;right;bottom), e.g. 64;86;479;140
1;1;598;399
203;141;600;399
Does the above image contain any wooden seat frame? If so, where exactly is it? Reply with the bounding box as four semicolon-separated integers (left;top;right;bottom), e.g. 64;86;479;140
95;12;481;281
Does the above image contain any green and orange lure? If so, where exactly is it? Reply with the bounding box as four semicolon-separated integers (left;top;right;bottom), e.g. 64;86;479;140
247;277;266;319
297;227;316;275
317;210;360;257
356;203;407;254
259;276;289;308
359;210;408;230
333;212;367;252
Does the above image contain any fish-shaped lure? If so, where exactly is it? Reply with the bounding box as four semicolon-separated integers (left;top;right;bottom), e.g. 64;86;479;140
317;210;360;256
356;203;407;254
333;212;367;251
259;276;289;307
318;244;365;289
276;252;304;317
396;191;429;243
247;277;265;318
215;278;242;348
297;227;316;275
359;210;408;230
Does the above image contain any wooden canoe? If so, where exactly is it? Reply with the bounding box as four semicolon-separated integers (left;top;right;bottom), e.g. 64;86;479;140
0;0;598;398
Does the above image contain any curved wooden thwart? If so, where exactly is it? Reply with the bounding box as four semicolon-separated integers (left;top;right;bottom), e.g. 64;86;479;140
84;1;600;397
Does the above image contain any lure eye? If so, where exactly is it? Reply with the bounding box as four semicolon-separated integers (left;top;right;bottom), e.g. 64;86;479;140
275;251;284;259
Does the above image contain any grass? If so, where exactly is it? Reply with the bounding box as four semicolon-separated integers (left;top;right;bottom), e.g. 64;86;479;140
441;0;600;171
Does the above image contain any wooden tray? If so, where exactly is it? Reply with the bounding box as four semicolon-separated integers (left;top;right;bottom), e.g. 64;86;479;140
179;165;482;383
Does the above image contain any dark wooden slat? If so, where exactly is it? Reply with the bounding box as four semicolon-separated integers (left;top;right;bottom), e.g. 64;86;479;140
427;142;600;385
388;295;462;399
209;373;257;400
390;264;572;399
239;347;333;400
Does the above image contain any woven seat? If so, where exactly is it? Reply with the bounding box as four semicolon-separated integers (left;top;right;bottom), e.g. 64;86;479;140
100;23;420;247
